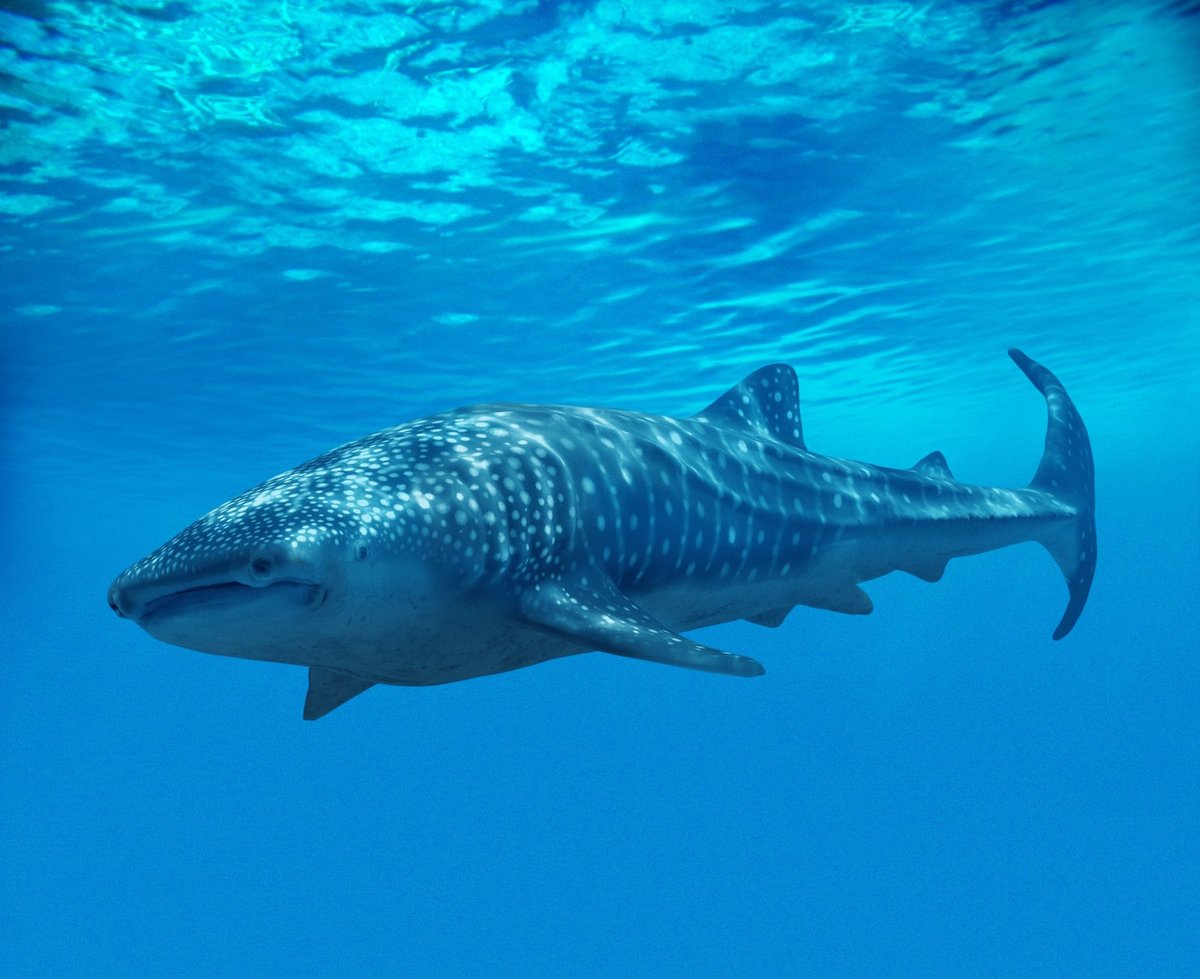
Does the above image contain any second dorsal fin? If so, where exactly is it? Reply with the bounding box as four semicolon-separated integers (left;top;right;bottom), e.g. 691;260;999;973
694;364;805;448
912;450;953;480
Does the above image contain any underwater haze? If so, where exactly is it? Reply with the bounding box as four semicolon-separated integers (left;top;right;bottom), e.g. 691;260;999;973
2;0;1199;975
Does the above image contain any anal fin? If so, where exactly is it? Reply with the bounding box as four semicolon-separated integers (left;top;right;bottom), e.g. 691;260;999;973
904;557;949;583
746;606;793;629
520;572;764;677
810;584;873;615
304;667;375;720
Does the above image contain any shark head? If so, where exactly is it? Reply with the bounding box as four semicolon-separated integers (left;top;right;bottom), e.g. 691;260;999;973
106;443;443;669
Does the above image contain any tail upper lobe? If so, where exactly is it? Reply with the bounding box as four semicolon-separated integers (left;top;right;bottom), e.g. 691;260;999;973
1009;349;1097;639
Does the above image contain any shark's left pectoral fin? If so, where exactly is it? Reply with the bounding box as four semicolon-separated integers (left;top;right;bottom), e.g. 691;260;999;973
520;574;765;678
304;667;376;720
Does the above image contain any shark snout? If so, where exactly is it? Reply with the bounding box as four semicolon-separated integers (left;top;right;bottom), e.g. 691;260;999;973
107;578;130;618
107;567;223;621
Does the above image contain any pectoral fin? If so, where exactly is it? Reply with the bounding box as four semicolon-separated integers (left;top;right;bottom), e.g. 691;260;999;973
519;573;764;677
304;667;375;720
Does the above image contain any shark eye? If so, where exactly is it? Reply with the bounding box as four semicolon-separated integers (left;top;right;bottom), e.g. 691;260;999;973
354;540;369;561
250;555;273;578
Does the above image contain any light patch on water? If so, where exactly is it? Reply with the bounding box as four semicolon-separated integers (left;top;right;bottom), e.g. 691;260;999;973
0;194;61;216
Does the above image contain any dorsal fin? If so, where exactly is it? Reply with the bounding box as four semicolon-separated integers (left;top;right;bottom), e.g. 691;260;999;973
694;363;805;448
912;450;953;479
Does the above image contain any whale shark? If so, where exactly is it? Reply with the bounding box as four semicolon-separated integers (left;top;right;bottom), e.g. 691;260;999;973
108;350;1096;720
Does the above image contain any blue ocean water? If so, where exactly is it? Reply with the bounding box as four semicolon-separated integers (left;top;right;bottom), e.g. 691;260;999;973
2;0;1198;974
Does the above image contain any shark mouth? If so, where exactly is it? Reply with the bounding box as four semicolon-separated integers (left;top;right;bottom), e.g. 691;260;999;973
138;580;324;622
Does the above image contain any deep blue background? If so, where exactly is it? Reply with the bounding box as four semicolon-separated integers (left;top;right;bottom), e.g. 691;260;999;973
3;1;1198;974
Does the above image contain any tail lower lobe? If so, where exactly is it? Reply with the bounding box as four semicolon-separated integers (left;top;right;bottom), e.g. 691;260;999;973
1008;349;1097;639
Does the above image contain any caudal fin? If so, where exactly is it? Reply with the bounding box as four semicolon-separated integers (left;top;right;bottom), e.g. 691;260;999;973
1009;349;1097;639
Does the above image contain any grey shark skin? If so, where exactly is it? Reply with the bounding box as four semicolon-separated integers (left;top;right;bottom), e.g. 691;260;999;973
108;350;1096;720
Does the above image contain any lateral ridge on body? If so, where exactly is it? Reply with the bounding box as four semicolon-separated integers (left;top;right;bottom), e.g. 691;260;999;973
108;350;1096;720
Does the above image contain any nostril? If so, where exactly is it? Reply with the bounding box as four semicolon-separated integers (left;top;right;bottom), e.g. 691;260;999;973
250;556;273;578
